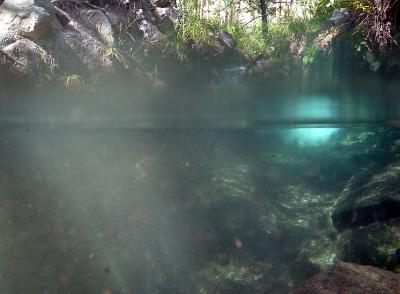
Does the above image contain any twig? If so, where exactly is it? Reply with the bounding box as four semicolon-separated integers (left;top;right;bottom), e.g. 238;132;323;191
53;5;72;26
241;15;263;27
53;0;106;13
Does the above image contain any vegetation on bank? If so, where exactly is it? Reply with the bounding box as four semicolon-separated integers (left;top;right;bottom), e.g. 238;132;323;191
1;0;398;92
52;0;400;80
168;0;400;69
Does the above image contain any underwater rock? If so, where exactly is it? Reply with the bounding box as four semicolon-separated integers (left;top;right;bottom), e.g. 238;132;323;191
332;161;400;232
294;261;400;294
212;163;255;200
332;161;400;269
199;261;272;293
337;218;400;269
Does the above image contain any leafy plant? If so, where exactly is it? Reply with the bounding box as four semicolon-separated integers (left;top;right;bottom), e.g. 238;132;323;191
353;35;368;52
60;74;84;90
302;46;321;65
314;0;340;19
106;47;129;69
225;22;268;57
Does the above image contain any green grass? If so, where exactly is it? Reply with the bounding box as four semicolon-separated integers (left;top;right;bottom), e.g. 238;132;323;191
166;3;324;61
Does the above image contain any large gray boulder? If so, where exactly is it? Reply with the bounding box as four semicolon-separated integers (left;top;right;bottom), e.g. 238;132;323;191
80;9;115;46
0;0;182;82
1;38;55;78
0;0;61;42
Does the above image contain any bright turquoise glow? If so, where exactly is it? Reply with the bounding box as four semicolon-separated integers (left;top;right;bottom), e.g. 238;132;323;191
280;96;339;121
287;128;339;146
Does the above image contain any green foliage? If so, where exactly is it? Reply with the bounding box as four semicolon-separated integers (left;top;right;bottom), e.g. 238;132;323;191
175;16;216;48
313;0;371;21
288;17;311;36
60;74;84;90
352;32;385;72
35;58;54;88
350;0;373;11
173;0;221;49
226;22;268;57
353;35;368;53
263;16;313;60
106;47;130;69
222;15;312;59
171;0;317;59
302;46;323;65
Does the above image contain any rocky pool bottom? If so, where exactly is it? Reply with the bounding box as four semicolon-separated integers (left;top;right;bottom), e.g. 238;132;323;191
0;126;399;293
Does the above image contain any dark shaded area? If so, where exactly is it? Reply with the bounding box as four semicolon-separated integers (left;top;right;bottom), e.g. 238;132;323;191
333;201;400;232
336;218;400;269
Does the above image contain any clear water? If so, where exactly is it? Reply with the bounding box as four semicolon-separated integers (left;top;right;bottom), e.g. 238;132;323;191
0;124;397;294
0;84;399;293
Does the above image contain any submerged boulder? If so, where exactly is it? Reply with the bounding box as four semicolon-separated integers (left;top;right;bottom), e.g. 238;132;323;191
332;161;400;269
337;218;400;269
294;261;400;294
332;162;400;232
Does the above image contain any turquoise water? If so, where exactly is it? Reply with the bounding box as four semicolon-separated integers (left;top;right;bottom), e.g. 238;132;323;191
0;74;399;293
0;125;397;293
